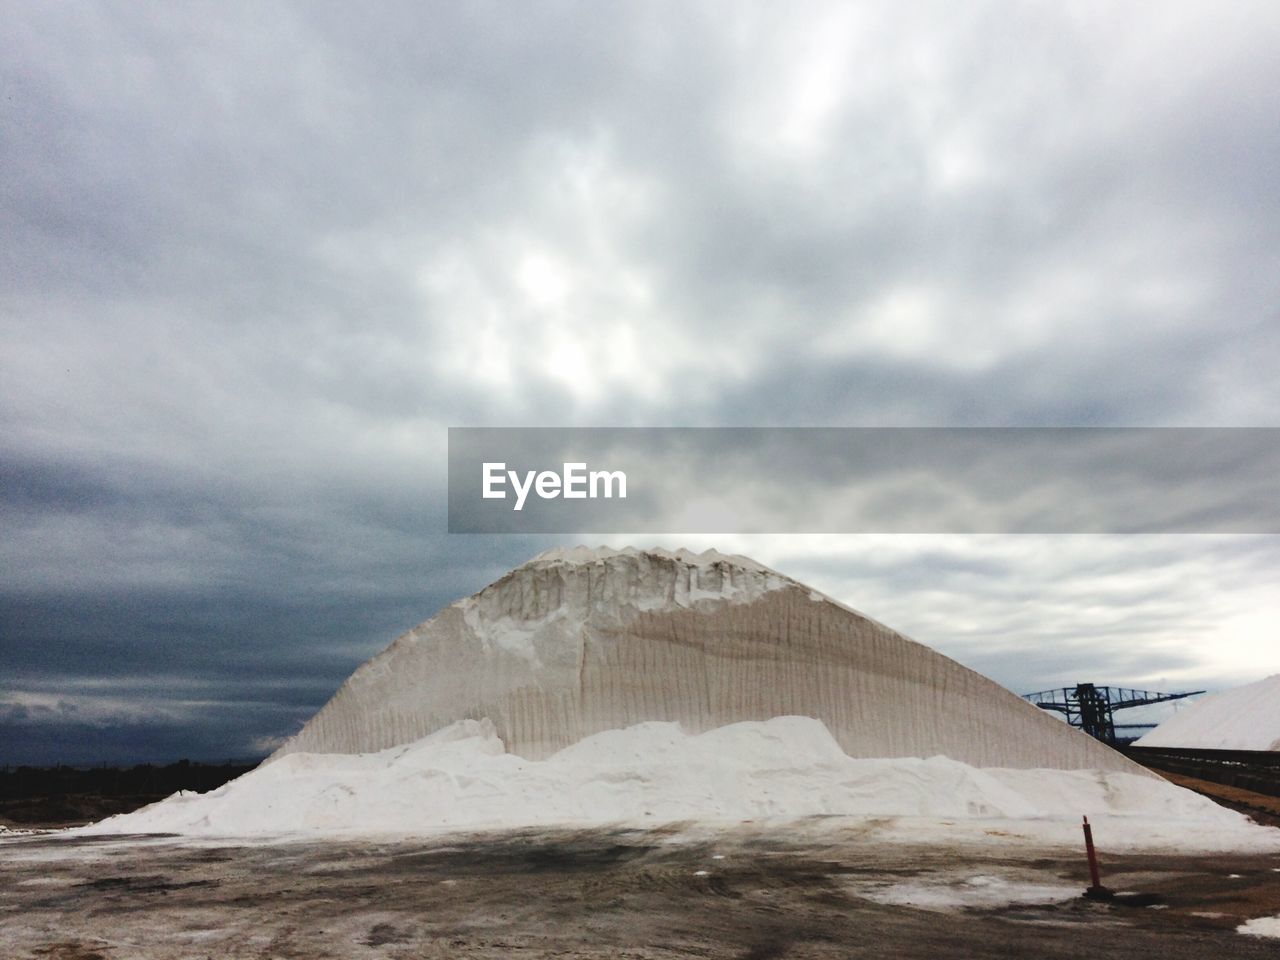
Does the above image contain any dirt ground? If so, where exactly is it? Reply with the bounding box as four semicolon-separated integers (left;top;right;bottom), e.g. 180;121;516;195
1151;771;1280;828
3;823;1280;959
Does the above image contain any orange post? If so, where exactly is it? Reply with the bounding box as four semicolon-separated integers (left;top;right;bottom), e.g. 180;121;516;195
1082;815;1112;900
1083;816;1101;887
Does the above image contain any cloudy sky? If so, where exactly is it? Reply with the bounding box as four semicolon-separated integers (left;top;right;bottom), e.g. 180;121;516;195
4;1;1279;765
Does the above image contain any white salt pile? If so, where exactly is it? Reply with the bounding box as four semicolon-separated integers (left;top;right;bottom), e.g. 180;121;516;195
1138;674;1280;751
268;546;1149;772
69;549;1280;851
78;716;1275;850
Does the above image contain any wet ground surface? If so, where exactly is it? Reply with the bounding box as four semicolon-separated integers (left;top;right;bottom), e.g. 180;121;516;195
3;824;1280;959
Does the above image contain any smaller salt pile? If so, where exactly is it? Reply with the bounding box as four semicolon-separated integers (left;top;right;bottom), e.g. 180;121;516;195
1137;674;1280;751
78;716;1276;851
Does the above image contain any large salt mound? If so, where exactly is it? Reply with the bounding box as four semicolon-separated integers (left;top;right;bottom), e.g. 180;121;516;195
80;716;1270;849
74;548;1278;849
268;546;1146;773
1137;674;1280;750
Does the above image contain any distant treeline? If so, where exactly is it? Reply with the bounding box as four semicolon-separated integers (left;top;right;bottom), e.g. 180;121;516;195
0;759;259;802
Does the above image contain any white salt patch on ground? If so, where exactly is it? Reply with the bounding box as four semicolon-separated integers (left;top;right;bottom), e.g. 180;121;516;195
857;873;1079;911
1138;674;1280;750
74;716;1279;852
1238;915;1280;938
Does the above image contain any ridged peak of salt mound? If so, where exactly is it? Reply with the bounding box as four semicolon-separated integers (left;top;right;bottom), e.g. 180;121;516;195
527;545;772;574
456;545;799;624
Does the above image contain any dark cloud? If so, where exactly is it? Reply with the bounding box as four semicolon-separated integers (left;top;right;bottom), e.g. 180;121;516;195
2;2;1279;762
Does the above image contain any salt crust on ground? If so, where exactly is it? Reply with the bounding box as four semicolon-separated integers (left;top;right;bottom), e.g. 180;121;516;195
855;874;1080;911
78;716;1277;852
1238;915;1280;938
1138;674;1280;751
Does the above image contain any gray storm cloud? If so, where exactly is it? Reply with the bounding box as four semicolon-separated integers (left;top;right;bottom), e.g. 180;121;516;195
2;1;1279;762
